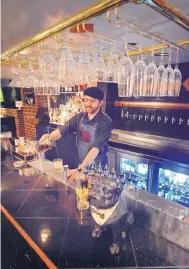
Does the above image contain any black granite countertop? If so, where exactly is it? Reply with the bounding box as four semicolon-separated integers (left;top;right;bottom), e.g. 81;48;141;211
1;155;189;269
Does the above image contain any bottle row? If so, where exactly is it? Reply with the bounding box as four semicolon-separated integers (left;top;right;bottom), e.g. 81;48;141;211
60;84;87;93
49;95;85;124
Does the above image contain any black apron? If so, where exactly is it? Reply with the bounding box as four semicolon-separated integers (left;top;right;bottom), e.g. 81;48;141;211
77;115;108;168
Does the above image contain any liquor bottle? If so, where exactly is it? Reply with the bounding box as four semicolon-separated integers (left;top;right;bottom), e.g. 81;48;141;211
91;161;96;171
83;165;88;177
128;173;132;182
164;186;170;199
86;163;90;172
158;187;164;197
100;169;105;178
76;167;82;189
60;87;64;93
125;160;131;172
119;171;125;184
104;164;109;178
96;163;102;175
111;168;117;179
121;105;124;118
130;161;135;173
132;175;139;186
136;180;143;190
142;180;147;190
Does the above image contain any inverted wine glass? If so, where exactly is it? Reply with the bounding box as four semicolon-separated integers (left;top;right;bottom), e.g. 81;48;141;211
169;48;182;96
144;39;158;96
118;30;135;97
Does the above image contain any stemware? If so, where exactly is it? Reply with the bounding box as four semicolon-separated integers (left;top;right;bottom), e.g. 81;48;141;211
58;44;75;85
9;65;24;88
144;39;158;96
157;47;166;96
77;45;92;84
169;48;182;96
166;46;174;96
24;61;35;88
94;48;105;82
134;57;147;97
105;46;117;83
118;30;135;97
134;34;147;96
39;50;57;79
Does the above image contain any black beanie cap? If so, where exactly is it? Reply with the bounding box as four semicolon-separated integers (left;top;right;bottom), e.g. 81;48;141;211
84;87;104;101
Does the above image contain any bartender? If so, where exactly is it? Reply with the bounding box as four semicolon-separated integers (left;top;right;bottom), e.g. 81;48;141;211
39;87;113;181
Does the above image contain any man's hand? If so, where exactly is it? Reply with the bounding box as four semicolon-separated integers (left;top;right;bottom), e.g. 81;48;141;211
39;133;50;143
68;169;79;183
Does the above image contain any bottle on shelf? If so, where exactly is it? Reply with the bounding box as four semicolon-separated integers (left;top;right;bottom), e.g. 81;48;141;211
96;163;103;175
104;164;109;178
119;171;125;185
111;168;117;179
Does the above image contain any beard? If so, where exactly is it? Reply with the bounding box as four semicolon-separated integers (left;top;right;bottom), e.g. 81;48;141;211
85;106;99;114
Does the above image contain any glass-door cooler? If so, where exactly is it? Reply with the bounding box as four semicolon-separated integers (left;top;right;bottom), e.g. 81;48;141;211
155;161;189;208
116;149;153;192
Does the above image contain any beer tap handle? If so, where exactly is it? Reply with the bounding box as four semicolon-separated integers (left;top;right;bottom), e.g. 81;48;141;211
133;113;137;120
157;115;161;123
179;117;184;125
121;105;124;118
150;113;155;122
164;116;169;124
171;117;176;124
145;115;149;121
125;111;129;118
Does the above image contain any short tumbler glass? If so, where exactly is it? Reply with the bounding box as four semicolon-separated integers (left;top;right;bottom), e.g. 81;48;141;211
53;158;63;174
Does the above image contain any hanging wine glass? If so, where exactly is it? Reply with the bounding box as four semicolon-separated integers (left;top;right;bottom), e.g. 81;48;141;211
24;61;34;88
105;46;117;83
9;65;24;88
88;53;96;83
134;34;147;97
78;44;92;84
144;38;158;96
74;54;82;85
58;44;75;86
39;50;57;79
118;29;135;97
166;46;174;96
157;47;166;96
169;48;182;96
160;48;170;96
94;48;105;82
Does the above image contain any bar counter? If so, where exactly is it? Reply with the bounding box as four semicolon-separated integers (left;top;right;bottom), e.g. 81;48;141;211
1;153;189;269
110;129;189;165
41;121;189;167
